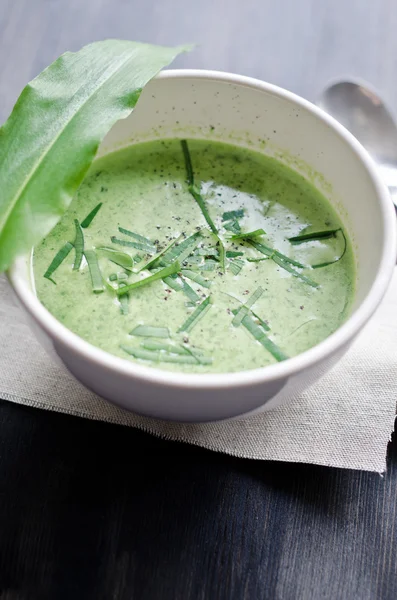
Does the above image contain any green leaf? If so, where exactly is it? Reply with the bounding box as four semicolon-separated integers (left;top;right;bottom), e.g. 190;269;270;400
80;203;102;228
178;296;212;333
0;40;190;272
43;241;74;283
96;246;133;269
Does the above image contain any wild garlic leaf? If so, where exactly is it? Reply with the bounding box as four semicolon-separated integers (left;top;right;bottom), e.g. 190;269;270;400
0;39;191;272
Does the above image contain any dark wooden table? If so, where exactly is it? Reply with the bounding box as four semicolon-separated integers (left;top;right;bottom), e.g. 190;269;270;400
1;1;397;598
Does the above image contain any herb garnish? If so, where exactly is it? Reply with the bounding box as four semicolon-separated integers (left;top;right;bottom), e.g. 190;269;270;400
178;296;212;333
72;220;84;270
117;261;180;296
181;140;218;234
130;325;170;338
84;249;104;293
81;203;102;228
43;242;74;283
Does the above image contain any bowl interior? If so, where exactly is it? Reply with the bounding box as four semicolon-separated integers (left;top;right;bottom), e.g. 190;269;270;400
9;70;395;392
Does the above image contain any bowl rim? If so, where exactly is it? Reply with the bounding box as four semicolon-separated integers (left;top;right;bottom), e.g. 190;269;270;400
8;68;397;390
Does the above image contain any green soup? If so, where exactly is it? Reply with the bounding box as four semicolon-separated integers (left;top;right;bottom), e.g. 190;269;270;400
33;139;355;373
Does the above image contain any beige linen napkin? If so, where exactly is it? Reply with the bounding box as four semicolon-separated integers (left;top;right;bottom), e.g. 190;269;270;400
0;271;396;473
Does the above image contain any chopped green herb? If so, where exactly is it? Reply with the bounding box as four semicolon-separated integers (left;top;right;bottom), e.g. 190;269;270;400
272;254;319;287
232;287;264;327
43;241;74;283
141;339;189;354
222;209;244;221
251;310;270;331
247;257;269;263
109;273;117;281
248;240;305;269
118;227;155;249
72;219;84;270
182;280;201;303
163;274;184;291
188;183;218;234
130;325;169;338
159;231;201;267
232;309;287;362
181;269;211;288
138;236;181;272
231;228;266;241
117;261;180;296
214;234;225;272
178;296;212;333
288;229;340;244
229;258;245;275
96;247;133;269
84;249;104;293
197;247;219;258
226;250;244;258
110;236;156;253
118;282;129;314
223;220;241;234
80;203;102;228
312;230;347;269
199;260;217;271
181;140;218;234
120;346;212;365
180;139;194;186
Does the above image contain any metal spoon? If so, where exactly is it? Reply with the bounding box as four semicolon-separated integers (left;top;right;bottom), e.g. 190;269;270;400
317;80;397;209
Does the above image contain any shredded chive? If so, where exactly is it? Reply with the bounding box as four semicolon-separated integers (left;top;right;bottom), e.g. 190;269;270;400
288;229;341;244
138;236;181;272
312;230;347;269
272;254;319;287
247;257;269;263
43;241;74;283
231;228;266;240
163;274;184;291
80;203;102;228
226;250;244;258
223;220;241;234
117;261;180;296
182;280;201;303
180;139;194;186
118;227;155;248
96;247;133;270
240;313;288;362
182;345;212;365
120;346;212;365
181;140;218;234
110;237;156;254
222;209;244;221
229;258;245;275
181;269;211;288
232;287;264;327
178;296;212;333
130;325;169;338
118;282;129;315
251;310;271;331
188;183;218;234
197;248;219;258
213;234;225;272
159;231;202;267
72;219;84;270
141;339;189;354
102;276;117;294
84;249;104;293
199;260;217;272
133;254;143;263
248;240;305;269
109;273;117;281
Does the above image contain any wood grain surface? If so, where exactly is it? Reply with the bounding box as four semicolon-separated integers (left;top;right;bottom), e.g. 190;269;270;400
0;1;397;599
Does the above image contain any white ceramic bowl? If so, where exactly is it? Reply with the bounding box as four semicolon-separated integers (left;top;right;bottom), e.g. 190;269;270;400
8;70;397;422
